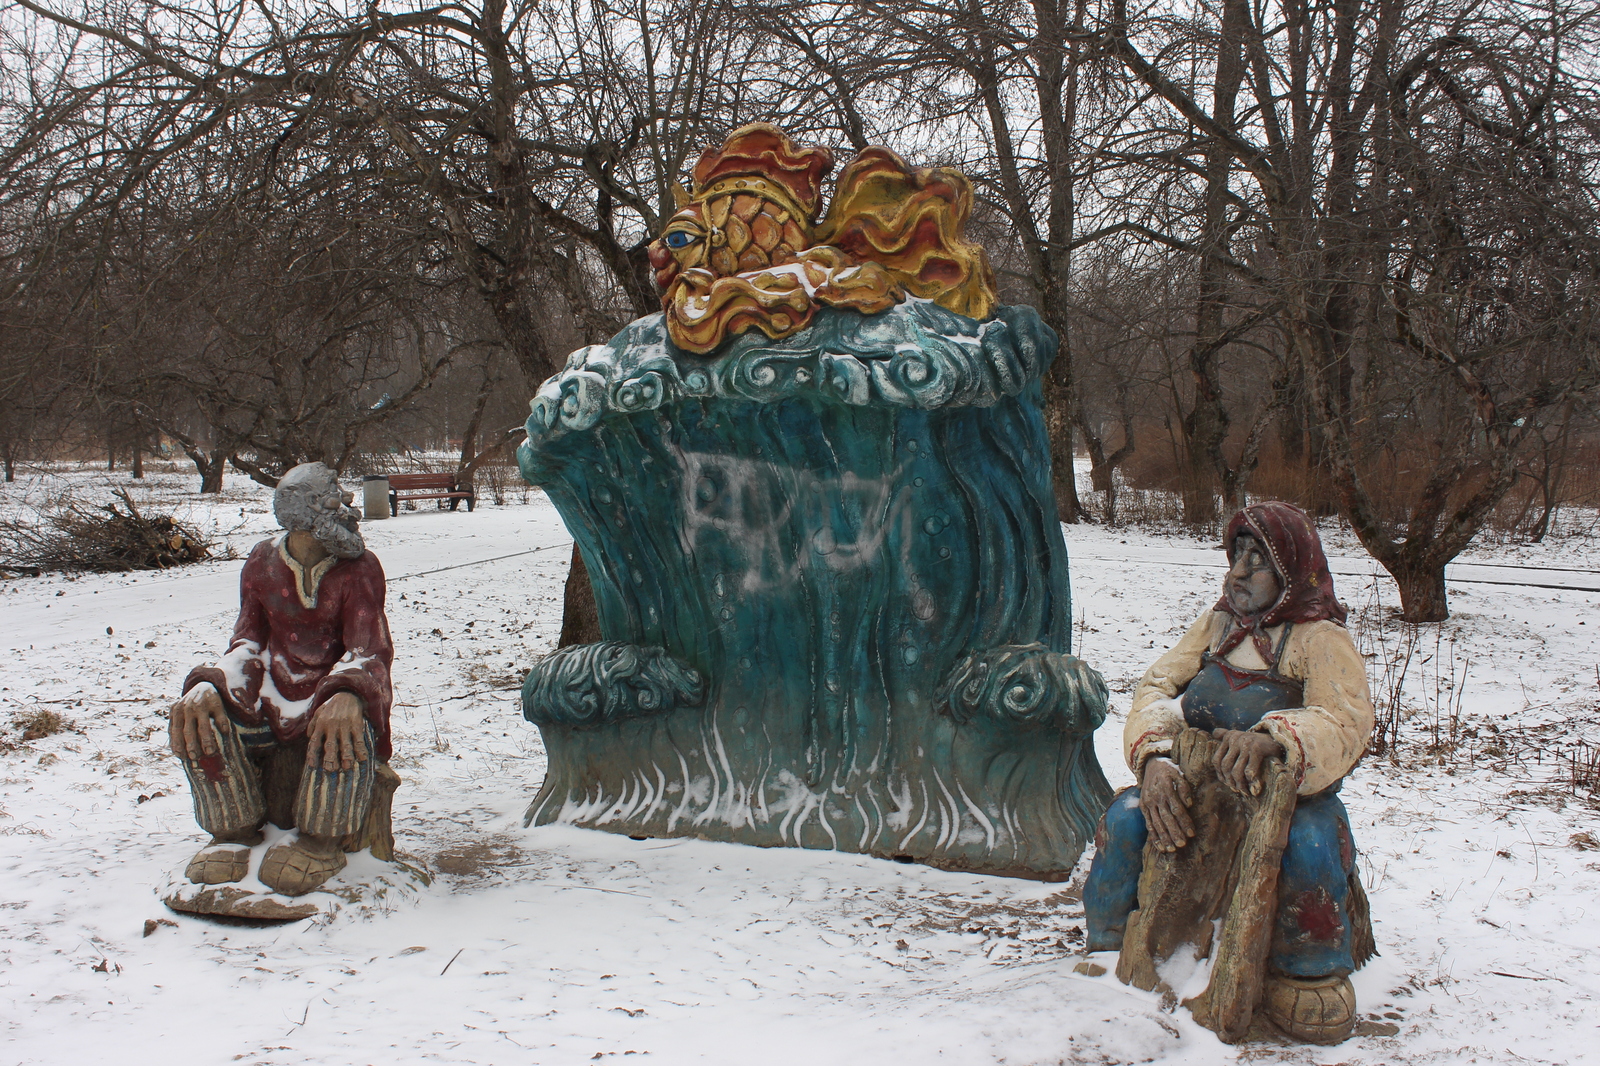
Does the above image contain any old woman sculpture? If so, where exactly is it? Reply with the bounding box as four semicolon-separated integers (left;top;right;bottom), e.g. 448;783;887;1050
1083;501;1375;1044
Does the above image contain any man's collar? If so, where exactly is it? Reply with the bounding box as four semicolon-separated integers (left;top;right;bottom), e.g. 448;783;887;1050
275;534;339;609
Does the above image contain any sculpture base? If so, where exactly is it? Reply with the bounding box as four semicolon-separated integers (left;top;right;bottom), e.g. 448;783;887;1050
525;716;1111;880
160;825;429;922
163;880;322;921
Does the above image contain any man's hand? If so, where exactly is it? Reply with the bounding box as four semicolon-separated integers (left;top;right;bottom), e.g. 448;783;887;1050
169;682;231;762
306;693;368;772
1139;756;1195;853
1212;728;1285;795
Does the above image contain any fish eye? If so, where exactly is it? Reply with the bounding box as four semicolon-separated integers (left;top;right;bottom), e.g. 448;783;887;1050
664;231;698;249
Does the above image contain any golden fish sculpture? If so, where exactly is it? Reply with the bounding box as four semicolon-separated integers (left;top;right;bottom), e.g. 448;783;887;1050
647;123;996;355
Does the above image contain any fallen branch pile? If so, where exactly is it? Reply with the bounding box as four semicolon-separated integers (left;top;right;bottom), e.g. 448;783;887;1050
0;490;218;574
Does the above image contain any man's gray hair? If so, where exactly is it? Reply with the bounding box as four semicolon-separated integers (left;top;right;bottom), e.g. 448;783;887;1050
273;461;366;559
274;462;341;531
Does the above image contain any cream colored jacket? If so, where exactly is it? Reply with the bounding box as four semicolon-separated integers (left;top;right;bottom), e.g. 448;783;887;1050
1124;611;1374;796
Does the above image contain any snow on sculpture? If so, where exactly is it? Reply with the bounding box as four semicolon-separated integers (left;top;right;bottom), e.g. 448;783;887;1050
514;124;1112;879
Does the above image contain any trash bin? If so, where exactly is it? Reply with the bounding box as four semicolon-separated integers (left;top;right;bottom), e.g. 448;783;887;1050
362;475;390;520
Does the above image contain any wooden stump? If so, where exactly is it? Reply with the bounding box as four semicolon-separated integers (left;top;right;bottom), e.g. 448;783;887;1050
1115;728;1297;1043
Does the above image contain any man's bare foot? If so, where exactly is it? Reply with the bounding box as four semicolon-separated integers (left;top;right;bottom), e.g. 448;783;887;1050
259;834;347;896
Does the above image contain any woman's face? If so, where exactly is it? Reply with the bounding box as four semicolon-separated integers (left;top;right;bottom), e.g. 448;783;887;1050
1226;533;1282;614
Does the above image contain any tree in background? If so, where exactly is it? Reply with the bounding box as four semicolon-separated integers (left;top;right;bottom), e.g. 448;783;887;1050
3;0;1599;624
1104;0;1600;618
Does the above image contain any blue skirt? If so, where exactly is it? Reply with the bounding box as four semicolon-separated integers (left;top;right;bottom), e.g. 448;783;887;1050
1082;783;1358;977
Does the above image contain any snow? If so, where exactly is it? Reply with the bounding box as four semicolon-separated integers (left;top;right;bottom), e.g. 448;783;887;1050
2;460;1598;1065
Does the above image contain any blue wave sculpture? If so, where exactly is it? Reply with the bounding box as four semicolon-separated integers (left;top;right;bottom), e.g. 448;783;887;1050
516;299;1112;878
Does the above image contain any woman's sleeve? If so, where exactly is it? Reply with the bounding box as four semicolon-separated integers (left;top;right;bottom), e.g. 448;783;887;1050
1253;621;1374;795
1123;611;1219;773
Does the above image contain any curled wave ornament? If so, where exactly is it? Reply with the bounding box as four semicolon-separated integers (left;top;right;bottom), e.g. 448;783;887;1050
522;642;706;729
611;366;670;413
520;302;1055;462
556;369;608;431
934;644;1108;738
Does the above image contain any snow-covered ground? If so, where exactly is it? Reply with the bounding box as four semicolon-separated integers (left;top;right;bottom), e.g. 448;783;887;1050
1;461;1596;1066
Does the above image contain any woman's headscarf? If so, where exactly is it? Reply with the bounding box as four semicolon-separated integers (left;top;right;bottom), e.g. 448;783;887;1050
1213;500;1347;665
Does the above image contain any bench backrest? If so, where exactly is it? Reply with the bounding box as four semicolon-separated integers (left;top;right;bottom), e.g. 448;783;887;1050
387;473;458;491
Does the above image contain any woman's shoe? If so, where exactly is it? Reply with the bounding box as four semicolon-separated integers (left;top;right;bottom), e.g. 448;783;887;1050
1262;973;1357;1044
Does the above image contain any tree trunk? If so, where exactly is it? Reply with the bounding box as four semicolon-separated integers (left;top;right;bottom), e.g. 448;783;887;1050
131;438;144;479
1529;486;1557;545
1179;427;1218;528
558;544;603;647
168;426;229;494
1079;414;1110;503
1178;0;1247;532
1275;359;1306;470
454;361;496;492
199;452;226;493
1075;408;1135;525
1043;371;1084;523
1391;560;1448;623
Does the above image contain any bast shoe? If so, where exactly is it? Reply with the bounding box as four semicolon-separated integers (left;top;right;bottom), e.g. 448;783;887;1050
1262;973;1358;1045
184;842;254;885
258;837;347;896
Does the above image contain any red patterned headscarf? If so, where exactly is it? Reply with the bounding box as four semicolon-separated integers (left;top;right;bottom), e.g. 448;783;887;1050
1214;501;1347;665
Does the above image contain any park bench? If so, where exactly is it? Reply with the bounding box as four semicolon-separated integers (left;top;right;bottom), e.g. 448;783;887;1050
386;472;475;516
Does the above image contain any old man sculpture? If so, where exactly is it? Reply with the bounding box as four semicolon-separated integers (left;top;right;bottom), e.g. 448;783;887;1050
167;462;397;911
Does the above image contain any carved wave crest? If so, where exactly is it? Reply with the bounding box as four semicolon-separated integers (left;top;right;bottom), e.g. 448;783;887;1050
524;301;1055;442
934;644;1108;738
522;642;706;729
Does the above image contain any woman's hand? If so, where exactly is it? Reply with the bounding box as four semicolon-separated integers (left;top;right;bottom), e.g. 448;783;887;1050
1139;756;1195;852
1212;728;1285;795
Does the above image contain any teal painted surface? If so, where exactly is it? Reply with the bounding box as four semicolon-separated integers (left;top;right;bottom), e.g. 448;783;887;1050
517;301;1112;877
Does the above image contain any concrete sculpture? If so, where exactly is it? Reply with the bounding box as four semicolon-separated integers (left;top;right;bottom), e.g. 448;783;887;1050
165;462;398;918
1083;502;1376;1043
516;125;1111;879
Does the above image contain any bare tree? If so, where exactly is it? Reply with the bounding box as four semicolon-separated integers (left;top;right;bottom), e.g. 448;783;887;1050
1103;0;1600;618
741;0;1146;521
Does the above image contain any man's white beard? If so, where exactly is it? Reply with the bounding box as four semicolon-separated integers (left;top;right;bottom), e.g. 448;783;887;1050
313;508;366;559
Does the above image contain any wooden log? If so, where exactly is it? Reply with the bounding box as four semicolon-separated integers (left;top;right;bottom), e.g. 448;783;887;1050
1186;738;1296;1041
1114;727;1297;1043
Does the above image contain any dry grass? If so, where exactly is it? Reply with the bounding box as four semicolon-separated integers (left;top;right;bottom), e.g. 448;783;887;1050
1352;581;1598;807
6;708;71;744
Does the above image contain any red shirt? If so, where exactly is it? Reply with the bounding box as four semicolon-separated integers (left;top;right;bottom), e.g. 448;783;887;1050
186;537;395;760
